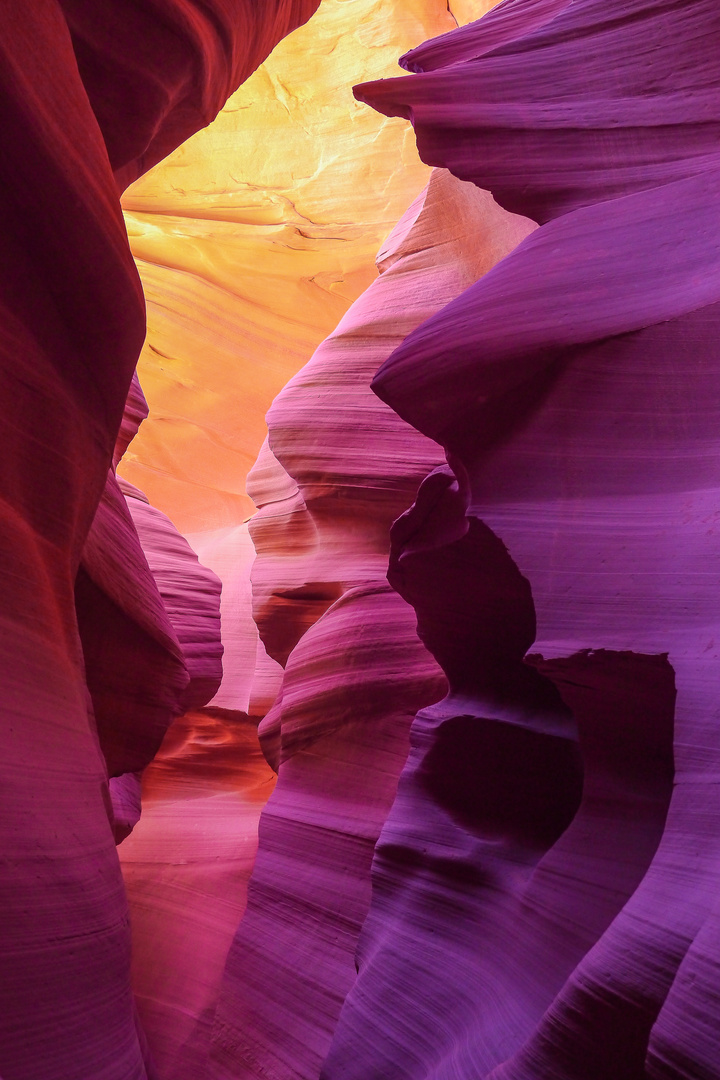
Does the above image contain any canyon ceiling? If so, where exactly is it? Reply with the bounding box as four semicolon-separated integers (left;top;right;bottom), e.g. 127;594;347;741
2;2;720;1079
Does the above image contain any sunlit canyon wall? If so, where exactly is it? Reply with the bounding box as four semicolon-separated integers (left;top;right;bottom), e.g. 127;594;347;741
0;3;318;1078
4;2;720;1080
116;4;501;1075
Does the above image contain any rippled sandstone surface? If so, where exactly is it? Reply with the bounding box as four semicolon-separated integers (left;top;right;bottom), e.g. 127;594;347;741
9;2;720;1079
106;12;495;1076
0;2;318;1077
118;0;494;535
322;3;720;1079
208;165;532;1080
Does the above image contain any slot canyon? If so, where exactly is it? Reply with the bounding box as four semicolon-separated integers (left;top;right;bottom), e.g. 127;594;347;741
3;1;720;1078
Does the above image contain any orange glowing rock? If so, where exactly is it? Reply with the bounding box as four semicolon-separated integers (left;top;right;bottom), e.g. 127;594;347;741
119;709;277;1077
119;0;485;535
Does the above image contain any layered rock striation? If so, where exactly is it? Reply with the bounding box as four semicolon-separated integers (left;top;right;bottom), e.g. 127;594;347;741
9;2;720;1078
209;168;533;1079
0;3;318;1078
118;0;473;535
320;3;720;1079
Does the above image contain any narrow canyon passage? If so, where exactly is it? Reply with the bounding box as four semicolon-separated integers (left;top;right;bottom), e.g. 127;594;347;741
3;3;720;1080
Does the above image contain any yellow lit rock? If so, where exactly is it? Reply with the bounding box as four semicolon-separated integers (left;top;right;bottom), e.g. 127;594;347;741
448;0;497;24
119;0;491;533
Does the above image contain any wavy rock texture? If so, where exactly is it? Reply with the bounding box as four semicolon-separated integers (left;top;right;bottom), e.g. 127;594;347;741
118;0;488;535
319;3;720;1079
116;485;276;1080
324;470;675;1080
109;38;507;1071
114;484;291;1080
63;0;324;191
82;371;223;847
119;708;277;1080
211;585;444;1080
123;484;223;712
78;470;190;843
0;2;317;1078
248;167;533;666
207;168;532;1080
189;522;282;717
0;10;148;1078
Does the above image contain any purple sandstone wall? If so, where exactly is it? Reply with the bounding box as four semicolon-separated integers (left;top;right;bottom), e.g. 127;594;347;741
5;2;720;1079
321;3;720;1079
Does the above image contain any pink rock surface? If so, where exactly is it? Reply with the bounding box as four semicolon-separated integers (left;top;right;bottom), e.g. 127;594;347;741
77;469;189;817
321;3;720;1078
11;2;720;1077
210;585;444;1080
123;484;223;712
120;709;277;1080
80;369;223;846
0;2;318;1076
248;168;533;662
188;522;280;717
247;439;336;670
210;169;531;1079
112;486;269;1080
114;371;149;468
